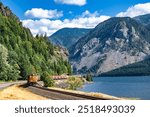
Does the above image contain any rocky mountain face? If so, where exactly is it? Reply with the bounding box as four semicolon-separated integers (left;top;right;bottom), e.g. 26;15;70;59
69;17;150;75
49;28;91;49
147;24;150;31
0;3;13;16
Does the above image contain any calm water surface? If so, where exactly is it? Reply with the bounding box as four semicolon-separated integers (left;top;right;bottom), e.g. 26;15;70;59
79;76;150;100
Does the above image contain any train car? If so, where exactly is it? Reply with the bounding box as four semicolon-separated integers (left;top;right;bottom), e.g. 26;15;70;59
27;74;40;86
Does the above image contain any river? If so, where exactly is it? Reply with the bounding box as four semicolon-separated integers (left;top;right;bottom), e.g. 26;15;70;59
79;76;150;100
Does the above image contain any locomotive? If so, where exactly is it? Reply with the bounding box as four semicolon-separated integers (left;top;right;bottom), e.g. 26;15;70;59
27;74;40;86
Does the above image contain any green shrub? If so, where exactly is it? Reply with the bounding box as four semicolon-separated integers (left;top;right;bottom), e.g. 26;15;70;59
41;72;55;87
67;77;83;90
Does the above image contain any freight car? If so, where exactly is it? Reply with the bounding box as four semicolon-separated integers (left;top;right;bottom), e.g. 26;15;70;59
27;74;40;86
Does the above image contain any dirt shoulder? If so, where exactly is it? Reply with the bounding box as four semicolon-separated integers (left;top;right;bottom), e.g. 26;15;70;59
0;85;47;100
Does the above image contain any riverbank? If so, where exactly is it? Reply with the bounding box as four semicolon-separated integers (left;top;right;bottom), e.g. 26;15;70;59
49;87;123;100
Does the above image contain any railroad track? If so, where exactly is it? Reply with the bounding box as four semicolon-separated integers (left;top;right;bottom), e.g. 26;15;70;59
27;86;110;100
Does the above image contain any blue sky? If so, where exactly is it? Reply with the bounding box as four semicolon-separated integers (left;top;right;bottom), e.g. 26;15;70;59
1;0;150;36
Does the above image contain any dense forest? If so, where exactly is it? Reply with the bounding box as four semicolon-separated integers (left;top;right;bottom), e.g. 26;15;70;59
0;2;71;81
100;59;150;76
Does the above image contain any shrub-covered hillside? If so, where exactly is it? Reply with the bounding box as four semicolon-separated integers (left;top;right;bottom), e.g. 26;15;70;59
0;2;71;81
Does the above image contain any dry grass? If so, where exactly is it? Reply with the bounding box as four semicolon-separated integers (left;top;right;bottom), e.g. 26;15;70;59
0;81;4;84
0;85;47;100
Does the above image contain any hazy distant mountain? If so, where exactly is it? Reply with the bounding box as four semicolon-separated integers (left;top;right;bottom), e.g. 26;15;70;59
134;14;150;25
134;14;150;30
70;17;150;75
49;28;91;49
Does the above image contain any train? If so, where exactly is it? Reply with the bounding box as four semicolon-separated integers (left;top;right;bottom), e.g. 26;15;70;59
27;74;40;86
27;74;68;86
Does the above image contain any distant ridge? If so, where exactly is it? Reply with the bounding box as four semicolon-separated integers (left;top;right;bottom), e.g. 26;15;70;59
49;28;91;49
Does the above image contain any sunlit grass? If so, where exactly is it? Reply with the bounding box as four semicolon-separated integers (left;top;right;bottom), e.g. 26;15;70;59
0;85;47;100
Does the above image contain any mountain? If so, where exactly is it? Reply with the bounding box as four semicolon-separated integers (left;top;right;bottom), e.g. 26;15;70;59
134;14;150;30
0;2;71;81
70;17;150;75
134;14;150;25
147;24;150;31
100;58;150;76
49;28;91;49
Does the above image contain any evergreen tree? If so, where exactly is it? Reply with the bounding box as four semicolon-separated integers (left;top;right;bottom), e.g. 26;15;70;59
0;44;19;81
86;73;93;82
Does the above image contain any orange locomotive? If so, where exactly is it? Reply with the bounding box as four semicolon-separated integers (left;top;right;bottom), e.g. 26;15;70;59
27;74;40;86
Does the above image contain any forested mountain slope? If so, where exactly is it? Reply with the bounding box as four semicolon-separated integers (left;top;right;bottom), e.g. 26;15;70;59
0;2;71;81
100;58;150;76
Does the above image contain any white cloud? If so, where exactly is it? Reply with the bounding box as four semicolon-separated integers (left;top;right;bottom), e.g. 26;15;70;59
23;2;150;36
117;2;150;17
22;11;110;36
81;10;99;17
25;8;63;19
54;0;86;6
